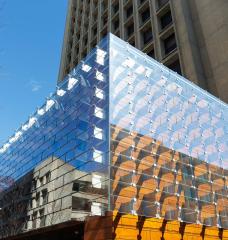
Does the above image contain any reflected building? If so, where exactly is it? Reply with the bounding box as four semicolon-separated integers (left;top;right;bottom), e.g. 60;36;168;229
0;157;107;239
0;34;228;239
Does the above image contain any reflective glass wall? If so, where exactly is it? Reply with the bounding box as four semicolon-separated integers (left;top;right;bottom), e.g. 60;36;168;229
0;34;227;239
109;34;228;228
0;37;109;238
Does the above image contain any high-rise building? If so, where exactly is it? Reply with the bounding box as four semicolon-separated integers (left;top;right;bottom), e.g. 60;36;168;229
58;0;228;103
0;34;227;239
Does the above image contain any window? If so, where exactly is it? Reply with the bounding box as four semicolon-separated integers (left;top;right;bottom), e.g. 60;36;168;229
95;71;104;81
139;0;146;4
42;189;48;205
167;59;181;75
157;0;169;9
39;209;45;227
160;10;172;29
141;8;150;24
94;126;103;140
142;28;153;45
84;38;88;46
95;87;105;99
72;197;90;211
113;19;119;31
126;5;133;18
130;40;135;47
32;179;36;191
93;27;97;36
94;106;104;119
164;33;176;55
36;192;40;207
91;202;102;215
40;177;44;186
147;49;155;58
126;23;134;37
32;212;37;229
93;149;103;163
46;171;51;183
92;174;102;188
113;2;119;14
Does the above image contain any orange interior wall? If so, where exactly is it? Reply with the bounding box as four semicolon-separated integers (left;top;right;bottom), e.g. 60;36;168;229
84;212;228;240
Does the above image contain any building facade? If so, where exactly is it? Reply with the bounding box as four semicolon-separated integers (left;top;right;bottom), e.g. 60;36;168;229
58;0;228;103
0;34;227;239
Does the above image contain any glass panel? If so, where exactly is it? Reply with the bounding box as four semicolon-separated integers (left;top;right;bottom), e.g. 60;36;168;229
0;36;109;237
109;34;228;228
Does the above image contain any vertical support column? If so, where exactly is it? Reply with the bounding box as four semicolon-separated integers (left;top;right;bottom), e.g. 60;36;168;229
97;0;102;42
71;0;80;66
119;0;124;39
148;0;159;59
108;0;112;33
150;0;163;61
133;0;140;48
79;1;86;59
87;0;94;53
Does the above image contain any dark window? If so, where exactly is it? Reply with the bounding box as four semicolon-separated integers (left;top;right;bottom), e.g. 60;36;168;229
73;182;80;192
140;0;146;4
126;5;133;18
113;2;119;14
42;189;48;205
93;27;97;36
84;38;88;46
127;24;134;37
164;33;176;55
32;180;36;191
39;209;45;227
130;40;135;47
160;10;172;29
113;19;119;30
157;0;169;9
167;59;182;75
147;49;155;58
72;196;90;211
103;15;108;26
142;29;153;45
141;8;150;24
46;172;51;183
36;192;40;207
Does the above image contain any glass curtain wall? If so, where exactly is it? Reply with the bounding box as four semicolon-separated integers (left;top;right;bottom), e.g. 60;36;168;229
109;34;228;228
0;34;227;239
0;37;109;238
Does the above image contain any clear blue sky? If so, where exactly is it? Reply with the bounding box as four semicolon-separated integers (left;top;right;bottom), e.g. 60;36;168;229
0;0;67;145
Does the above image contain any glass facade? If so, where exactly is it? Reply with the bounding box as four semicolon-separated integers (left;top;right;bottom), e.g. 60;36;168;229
0;34;227;238
109;35;228;228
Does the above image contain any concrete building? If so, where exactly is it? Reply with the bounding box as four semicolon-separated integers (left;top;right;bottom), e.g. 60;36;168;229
0;157;107;239
58;0;228;103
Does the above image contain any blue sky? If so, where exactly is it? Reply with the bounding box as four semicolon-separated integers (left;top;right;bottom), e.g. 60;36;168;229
0;0;67;145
